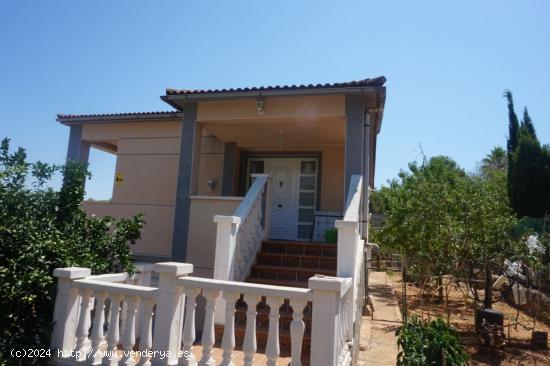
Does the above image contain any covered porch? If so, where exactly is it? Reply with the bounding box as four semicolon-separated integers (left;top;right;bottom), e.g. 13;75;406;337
176;92;381;279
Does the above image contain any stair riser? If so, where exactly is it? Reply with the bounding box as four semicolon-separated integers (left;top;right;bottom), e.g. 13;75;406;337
261;242;337;257
251;268;334;282
257;254;336;270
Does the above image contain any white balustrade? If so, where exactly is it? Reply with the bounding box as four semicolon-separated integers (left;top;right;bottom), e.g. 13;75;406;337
136;298;155;366
309;275;353;366
242;294;259;366
213;174;271;324
181;288;199;366
105;293;123;365
75;288;93;361
220;292;238;366
51;259;358;366
336;174;364;345
90;291;108;365
199;289;220;365
265;297;283;366
289;299;307;366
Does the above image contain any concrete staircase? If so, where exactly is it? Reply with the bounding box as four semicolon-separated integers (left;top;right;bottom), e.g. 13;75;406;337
214;240;337;361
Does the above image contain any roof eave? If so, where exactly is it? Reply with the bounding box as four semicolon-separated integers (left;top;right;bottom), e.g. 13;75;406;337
161;86;386;109
56;112;184;126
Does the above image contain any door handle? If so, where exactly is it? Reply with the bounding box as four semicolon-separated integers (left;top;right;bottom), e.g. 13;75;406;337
277;204;282;208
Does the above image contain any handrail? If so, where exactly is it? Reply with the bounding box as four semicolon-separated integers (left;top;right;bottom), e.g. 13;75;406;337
213;173;270;283
178;275;312;301
73;279;158;298
233;173;269;220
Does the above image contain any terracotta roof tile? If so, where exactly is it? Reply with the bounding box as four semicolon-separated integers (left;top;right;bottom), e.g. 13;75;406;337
56;111;181;120
165;76;386;96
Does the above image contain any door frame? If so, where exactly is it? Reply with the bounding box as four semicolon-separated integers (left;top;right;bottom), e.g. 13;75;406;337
238;151;323;211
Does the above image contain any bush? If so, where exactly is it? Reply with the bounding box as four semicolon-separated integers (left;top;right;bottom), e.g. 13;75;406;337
0;138;144;365
396;317;468;366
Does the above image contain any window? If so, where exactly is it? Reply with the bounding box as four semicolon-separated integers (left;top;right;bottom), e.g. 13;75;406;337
297;159;317;239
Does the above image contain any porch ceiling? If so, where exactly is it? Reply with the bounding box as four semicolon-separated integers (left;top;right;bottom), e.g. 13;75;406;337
202;116;345;149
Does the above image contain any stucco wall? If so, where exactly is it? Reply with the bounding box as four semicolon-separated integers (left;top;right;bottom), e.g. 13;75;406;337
197;95;345;121
81;121;182;259
186;196;243;278
82;201;174;259
319;145;345;212
196;129;225;196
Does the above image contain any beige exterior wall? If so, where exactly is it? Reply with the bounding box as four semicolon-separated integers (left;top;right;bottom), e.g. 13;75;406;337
82;201;174;258
82;121;182;259
76;95;349;262
196;129;225;196
197;95;345;122
319;145;345;212
186;196;243;278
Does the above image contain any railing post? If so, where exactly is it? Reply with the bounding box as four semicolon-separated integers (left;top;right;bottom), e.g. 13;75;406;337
135;263;155;336
308;275;350;366
336;220;359;337
213;215;240;324
152;262;193;366
50;267;91;359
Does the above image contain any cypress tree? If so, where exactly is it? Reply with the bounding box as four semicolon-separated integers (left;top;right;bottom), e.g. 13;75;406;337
505;90;550;217
511;128;543;217
522;107;537;140
505;90;520;154
505;90;520;211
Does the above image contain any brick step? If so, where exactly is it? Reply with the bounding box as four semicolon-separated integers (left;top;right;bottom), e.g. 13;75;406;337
245;277;309;288
256;252;337;270
251;265;336;282
261;240;337;257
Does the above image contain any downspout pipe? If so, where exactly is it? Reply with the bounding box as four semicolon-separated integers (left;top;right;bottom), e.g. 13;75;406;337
362;109;371;241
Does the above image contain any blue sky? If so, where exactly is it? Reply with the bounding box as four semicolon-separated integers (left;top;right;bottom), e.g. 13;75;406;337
1;1;549;199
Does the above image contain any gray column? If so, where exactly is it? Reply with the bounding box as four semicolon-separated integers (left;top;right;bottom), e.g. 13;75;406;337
66;125;90;163
344;95;365;199
221;142;237;196
171;103;199;261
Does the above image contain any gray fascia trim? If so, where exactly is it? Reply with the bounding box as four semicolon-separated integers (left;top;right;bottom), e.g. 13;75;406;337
161;86;385;105
57;112;185;126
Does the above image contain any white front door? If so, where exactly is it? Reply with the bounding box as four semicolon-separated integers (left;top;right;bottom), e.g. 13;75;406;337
246;157;318;241
266;159;300;240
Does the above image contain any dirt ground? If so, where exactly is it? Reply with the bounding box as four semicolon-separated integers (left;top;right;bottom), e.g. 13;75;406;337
388;272;550;365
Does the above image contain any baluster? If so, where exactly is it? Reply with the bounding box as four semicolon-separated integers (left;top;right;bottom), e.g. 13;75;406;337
75;289;93;361
120;301;128;338
220;292;239;366
105;294;123;366
242;294;259;366
121;296;140;366
265;297;283;366
90;291;108;365
289;299;307;366
136;298;155;366
181;288;199;366
200;289;220;366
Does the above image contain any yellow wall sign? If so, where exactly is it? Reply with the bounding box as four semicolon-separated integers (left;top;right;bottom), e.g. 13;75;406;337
115;173;124;186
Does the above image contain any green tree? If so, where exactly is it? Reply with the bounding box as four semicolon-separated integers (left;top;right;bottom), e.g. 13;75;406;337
371;155;518;307
0;138;144;365
480;146;507;179
505;90;550;218
371;156;472;299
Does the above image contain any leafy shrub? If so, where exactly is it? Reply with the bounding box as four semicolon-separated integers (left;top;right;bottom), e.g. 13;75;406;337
0;138;144;365
396;317;468;366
